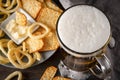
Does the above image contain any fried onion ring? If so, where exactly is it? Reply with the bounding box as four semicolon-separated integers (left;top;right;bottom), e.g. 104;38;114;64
5;71;23;80
0;0;21;13
8;47;35;69
0;55;9;64
0;29;5;37
0;12;9;23
7;40;17;50
28;22;50;39
0;39;9;56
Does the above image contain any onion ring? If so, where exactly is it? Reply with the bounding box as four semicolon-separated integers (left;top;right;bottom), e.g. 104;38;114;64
0;39;9;56
6;0;17;10
0;0;21;13
7;40;17;50
0;55;9;64
5;71;23;80
0;12;10;23
0;29;5;37
0;0;11;8
22;42;28;52
8;48;35;69
28;22;50;39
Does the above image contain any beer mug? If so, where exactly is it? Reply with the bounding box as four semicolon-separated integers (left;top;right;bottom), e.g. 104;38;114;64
56;5;112;80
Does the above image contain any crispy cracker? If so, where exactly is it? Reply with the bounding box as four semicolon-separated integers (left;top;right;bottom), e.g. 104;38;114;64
53;76;71;80
39;32;59;51
25;38;44;53
16;11;27;26
36;7;61;30
40;66;57;80
21;0;42;19
45;0;63;13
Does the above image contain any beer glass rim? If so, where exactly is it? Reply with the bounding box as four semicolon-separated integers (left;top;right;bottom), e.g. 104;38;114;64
56;4;111;57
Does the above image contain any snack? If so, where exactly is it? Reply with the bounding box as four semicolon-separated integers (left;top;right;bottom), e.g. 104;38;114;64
5;71;23;80
0;0;21;13
0;55;9;64
40;32;59;51
0;29;5;37
45;0;63;12
7;47;35;69
7;40;17;50
0;0;62;69
0;12;10;23
36;7;61;30
53;76;71;80
24;37;44;53
16;11;27;26
40;66;57;80
28;22;50;39
21;0;42;19
0;39;10;56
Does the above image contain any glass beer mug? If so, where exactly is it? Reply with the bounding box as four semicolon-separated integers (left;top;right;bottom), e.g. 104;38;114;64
56;5;111;80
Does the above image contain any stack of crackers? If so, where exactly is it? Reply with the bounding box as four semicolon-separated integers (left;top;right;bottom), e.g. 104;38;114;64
20;0;62;52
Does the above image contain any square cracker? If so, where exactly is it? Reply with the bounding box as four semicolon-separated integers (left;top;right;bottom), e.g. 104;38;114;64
21;0;42;19
24;38;44;53
39;32;59;51
45;0;63;13
16;11;27;26
53;76;71;80
40;66;57;80
36;7;61;30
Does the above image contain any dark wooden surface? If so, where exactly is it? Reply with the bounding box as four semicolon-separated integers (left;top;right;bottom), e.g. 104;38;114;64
0;0;120;80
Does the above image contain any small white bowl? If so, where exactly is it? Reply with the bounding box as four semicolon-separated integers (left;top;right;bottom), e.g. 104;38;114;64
0;8;36;45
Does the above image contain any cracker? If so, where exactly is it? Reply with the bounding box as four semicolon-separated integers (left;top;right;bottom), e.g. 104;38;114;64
24;38;44;53
36;7;61;30
16;11;27;26
39;32;59;51
53;76;71;80
21;0;42;19
45;0;63;13
40;66;57;80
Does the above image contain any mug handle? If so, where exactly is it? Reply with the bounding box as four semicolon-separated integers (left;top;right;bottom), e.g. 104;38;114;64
89;53;111;79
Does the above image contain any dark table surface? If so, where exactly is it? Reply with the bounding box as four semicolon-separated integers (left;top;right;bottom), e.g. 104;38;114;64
1;0;120;80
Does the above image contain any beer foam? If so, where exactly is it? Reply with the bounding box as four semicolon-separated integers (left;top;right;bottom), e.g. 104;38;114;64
58;5;110;53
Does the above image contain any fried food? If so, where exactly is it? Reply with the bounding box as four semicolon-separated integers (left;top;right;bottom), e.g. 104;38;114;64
40;66;57;80
21;0;42;19
25;38;44;53
53;76;71;80
16;11;27;26
5;71;23;80
36;7;61;30
0;0;21;13
28;22;50;39
8;47;35;69
0;12;10;23
0;29;5;37
0;39;9;56
0;55;9;64
40;32;59;51
0;0;62;69
7;40;17;50
45;0;63;12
